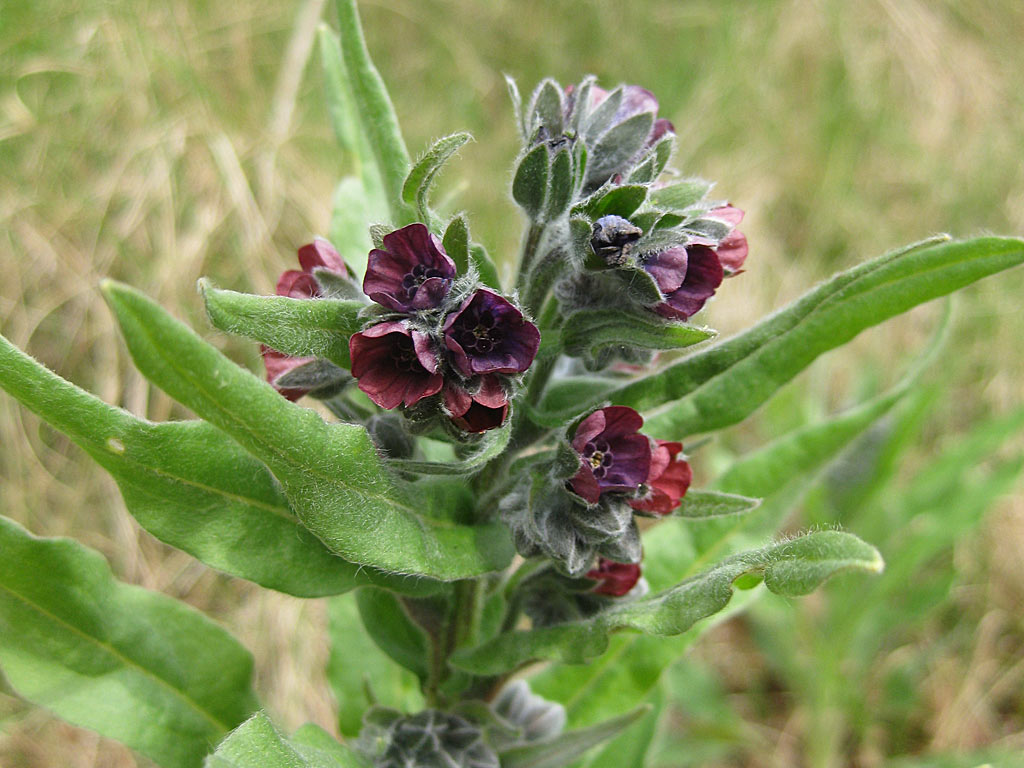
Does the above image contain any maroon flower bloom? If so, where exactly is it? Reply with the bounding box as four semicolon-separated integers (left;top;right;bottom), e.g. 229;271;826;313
569;406;652;504
708;206;748;275
443;289;541;377
348;321;443;410
653;245;725;321
363;223;457;312
630;440;692;515
263;238;351;399
586;558;642;597
443;376;510;433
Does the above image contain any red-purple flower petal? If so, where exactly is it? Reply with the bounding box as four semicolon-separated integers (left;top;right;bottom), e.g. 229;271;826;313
642;246;688;294
655;245;725;320
442;376;510;433
349;321;443;409
261;345;316;401
630;440;692;515
443;289;540;376
363;223;457;312
707;206;748;274
569;406;652;500
586;559;642;597
276;270;322;299
297;237;351;277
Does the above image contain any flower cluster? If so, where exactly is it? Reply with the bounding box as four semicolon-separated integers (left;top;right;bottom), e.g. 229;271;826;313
262;224;539;433
351;223;539;433
501;405;691;581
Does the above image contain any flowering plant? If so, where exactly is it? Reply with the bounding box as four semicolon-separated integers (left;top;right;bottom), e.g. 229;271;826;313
0;2;1021;767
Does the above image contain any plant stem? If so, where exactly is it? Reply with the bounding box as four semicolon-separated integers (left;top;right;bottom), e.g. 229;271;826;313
515;222;545;295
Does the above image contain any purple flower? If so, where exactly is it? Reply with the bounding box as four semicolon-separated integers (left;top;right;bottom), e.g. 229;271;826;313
363;223;457;312
348;321;443;410
708;205;748;275
586;558;642;597
443;376;510;433
443;289;541;376
630;440;692;515
651;245;725;321
263;238;351;399
569;406;652;504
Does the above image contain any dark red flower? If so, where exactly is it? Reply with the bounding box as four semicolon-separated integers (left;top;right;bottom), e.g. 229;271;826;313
348;321;443;410
630;440;692;515
569;406;652;504
443;376;509;433
363;223;457;312
263;238;351;399
653;245;725;321
443;289;540;377
586;558;642;597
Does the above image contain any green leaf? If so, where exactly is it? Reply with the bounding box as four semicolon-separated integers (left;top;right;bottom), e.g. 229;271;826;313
451;531;881;675
576;184;648;220
585;112;654;187
561;309;715;358
355;587;430;680
206;712;366;768
102;281;514;580
332;0;414;225
402;132;472;222
0;517;257;768
200;281;364;368
545;148;574;221
327;594;423;738
389;421;511;475
0;333;430;598
442;215;471;275
499;706;650;768
528;78;565;139
470;242;503;290
673;489;761;519
513;143;551;221
584;685;663;768
648;178;712;211
627;136;673;185
608;236;1024;437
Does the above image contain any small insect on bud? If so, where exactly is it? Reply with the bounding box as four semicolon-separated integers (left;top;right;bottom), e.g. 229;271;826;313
591;215;643;266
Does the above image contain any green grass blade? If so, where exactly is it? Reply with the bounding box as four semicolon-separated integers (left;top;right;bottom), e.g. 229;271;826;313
0;517;257;768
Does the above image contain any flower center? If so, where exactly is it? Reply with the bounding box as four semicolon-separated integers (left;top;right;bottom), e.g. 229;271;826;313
583;439;614;479
400;264;446;301
456;308;504;355
389;335;421;373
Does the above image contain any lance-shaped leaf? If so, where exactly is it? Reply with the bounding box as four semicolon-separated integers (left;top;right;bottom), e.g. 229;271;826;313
561;309;715;358
442;215;502;290
604;235;1024;437
0;333;432;598
545;148;574;221
648;178;712;211
584;686;663;768
673;489;761;519
333;0;414;225
585;112;655;188
328;176;378;279
201;281;364;368
102;281;514;580
498;706;650;768
355;587;430;680
575;184;648;220
451;531;882;675
402;132;472;222
206;712;366;768
527;78;565;140
389;421;511;475
0;517;257;768
513;143;550;221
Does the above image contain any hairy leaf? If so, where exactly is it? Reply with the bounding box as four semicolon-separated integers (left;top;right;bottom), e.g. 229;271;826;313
102;281;514;580
402;132;472;221
648;178;712;211
0;333;431;597
389;421;511;475
607;236;1024;437
332;0;414;225
673;489;761;519
452;531;881;674
514;143;550;221
499;706;649;768
201;281;364;368
206;712;366;768
561;309;715;358
0;517;257;768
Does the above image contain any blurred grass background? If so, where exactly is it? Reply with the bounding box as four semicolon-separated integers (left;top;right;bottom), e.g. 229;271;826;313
1;0;1022;765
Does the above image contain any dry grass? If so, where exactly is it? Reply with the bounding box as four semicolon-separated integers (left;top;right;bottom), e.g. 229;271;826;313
1;0;1022;765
